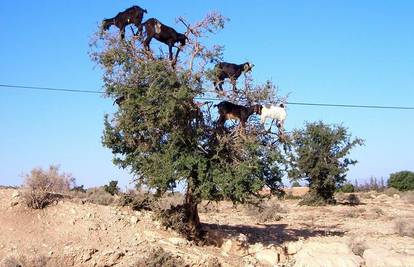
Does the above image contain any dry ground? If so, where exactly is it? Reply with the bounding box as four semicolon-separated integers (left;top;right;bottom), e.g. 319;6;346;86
0;188;413;266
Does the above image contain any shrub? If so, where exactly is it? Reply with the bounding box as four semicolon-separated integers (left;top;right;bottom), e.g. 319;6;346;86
245;200;286;223
119;191;154;211
104;180;120;195
86;187;115;205
300;192;334;206
339;183;355;193
291;181;301;187
135;247;185;267
348;194;360;206
22;165;74;209
388;171;414;191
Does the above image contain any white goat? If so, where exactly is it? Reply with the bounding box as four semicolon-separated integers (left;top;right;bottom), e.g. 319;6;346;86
260;103;287;129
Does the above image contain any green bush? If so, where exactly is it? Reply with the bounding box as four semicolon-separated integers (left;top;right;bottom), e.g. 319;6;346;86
388;171;414;191
339;183;355;193
104;180;120;195
291;181;301;187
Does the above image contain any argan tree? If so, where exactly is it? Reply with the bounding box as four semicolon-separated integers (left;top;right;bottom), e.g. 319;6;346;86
91;12;286;239
288;121;363;205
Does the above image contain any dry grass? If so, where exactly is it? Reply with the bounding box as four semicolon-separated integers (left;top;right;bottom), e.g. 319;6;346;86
343;208;365;218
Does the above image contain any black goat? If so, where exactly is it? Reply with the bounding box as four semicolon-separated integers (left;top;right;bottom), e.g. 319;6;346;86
102;5;147;39
214;62;254;93
140;18;187;62
215;101;262;130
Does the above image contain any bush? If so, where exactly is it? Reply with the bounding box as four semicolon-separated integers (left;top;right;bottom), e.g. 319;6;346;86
300;191;335;206
104;180;120;195
339;183;355;193
291;181;301;187
388;171;414;191
22;165;74;209
119;191;154;211
86;187;115;205
135;247;185;267
245;200;287;223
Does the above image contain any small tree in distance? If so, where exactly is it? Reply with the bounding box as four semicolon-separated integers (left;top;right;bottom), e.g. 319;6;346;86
104;180;120;196
91;12;286;240
388;171;414;191
288;121;363;205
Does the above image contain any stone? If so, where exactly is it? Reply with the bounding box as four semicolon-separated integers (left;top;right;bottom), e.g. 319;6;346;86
393;194;401;199
168;237;188;246
12;191;20;198
255;248;280;266
130;216;139;224
286;240;304;255
363;248;414;267
10;201;19;207
294;242;363;267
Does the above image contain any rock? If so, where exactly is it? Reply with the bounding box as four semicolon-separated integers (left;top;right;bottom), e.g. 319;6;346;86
393;194;401;199
12;191;20;198
248;243;265;254
255;248;281;266
294;242;363;267
10;201;19;207
81;248;97;263
130;216;139;224
363;248;414;267
286;240;304;255
221;238;247;256
168;237;188;246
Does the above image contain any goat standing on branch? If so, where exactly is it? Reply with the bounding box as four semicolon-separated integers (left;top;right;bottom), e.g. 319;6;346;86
140;18;187;63
260;103;287;130
215;101;262;131
102;5;147;40
214;62;254;94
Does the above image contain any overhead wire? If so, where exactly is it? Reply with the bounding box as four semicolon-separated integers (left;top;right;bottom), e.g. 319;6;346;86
1;83;414;110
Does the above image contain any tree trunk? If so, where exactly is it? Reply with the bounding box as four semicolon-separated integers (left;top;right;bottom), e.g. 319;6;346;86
184;170;202;240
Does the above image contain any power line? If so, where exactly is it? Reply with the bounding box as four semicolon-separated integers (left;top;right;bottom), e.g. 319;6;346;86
1;83;414;110
0;84;102;94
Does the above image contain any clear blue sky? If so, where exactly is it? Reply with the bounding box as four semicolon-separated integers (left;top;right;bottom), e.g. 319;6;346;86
1;1;413;189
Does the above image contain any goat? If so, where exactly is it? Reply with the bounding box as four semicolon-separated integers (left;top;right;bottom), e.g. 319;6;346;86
213;62;254;94
215;101;262;130
140;18;187;62
102;5;147;39
260;103;287;129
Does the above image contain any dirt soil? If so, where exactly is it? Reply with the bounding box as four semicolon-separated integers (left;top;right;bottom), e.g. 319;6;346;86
0;188;413;266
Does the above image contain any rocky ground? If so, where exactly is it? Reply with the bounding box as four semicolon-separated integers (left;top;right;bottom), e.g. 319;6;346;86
0;188;414;267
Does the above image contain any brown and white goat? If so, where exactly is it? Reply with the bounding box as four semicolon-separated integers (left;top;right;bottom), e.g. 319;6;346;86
215;101;262;130
140;18;187;62
102;5;147;39
214;62;254;93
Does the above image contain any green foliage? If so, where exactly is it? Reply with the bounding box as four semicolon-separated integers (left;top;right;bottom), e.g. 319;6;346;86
288;121;363;205
104;180;120;196
339;183;355;193
388;171;414;191
291;181;301;187
91;13;286;238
